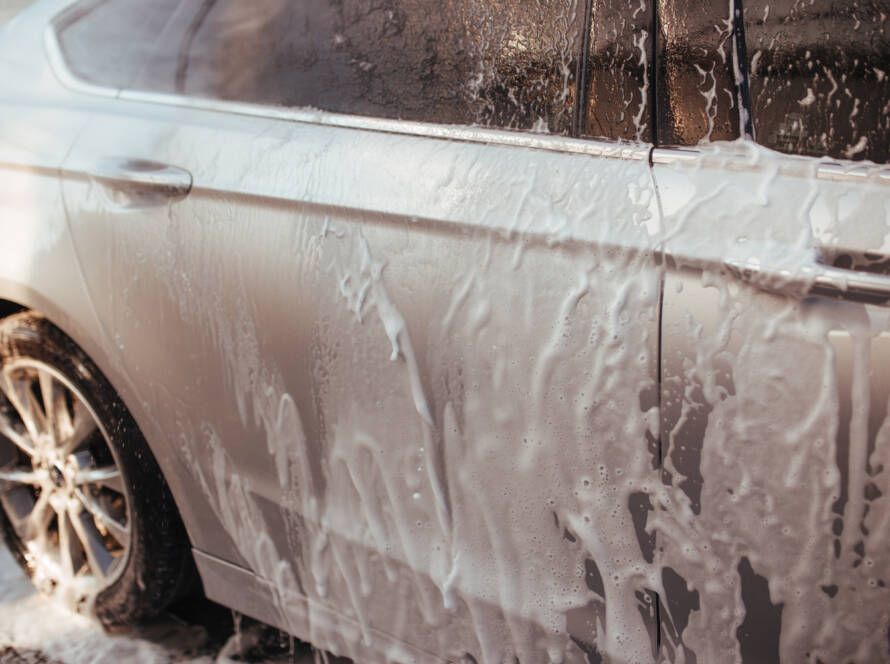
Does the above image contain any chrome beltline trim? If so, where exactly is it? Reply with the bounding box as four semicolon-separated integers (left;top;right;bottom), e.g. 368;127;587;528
652;146;890;184
42;25;648;162
816;161;890;183
119;89;651;161
650;147;699;165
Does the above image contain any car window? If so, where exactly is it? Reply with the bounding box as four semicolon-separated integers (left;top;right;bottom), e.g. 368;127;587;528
56;0;587;136
54;0;188;90
581;0;654;143
189;0;589;134
655;0;740;146
744;0;890;164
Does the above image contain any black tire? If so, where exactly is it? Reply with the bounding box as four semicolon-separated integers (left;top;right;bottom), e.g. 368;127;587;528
0;311;194;625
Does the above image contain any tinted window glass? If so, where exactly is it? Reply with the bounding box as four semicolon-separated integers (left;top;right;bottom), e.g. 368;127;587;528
655;0;740;145
744;0;890;163
581;0;654;142
57;0;585;135
55;0;187;90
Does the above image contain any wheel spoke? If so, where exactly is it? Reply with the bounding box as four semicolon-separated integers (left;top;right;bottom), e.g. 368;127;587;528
74;466;124;495
11;490;53;544
37;369;58;445
69;502;113;580
0;416;36;458
0;466;41;491
0;371;46;443
60;402;97;456
58;508;73;578
75;488;129;546
57;507;85;580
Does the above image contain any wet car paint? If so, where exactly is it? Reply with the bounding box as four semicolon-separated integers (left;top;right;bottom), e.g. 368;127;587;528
0;1;888;662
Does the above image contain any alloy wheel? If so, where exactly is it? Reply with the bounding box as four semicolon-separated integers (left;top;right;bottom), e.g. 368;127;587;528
0;358;131;603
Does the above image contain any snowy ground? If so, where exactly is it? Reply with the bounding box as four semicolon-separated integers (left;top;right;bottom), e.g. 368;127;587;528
0;544;347;664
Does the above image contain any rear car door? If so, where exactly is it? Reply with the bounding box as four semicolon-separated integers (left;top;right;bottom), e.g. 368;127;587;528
655;1;890;661
56;0;666;661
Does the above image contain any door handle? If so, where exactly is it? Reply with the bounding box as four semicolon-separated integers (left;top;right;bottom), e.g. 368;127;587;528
725;253;890;306
807;266;890;305
87;157;192;201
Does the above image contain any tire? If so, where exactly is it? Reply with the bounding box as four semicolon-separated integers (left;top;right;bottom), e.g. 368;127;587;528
0;311;194;625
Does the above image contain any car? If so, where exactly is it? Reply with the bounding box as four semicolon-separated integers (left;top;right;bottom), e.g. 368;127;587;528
0;0;888;662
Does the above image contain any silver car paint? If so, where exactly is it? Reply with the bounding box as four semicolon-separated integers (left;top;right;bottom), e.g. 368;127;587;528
60;84;663;662
0;2;888;662
656;145;890;661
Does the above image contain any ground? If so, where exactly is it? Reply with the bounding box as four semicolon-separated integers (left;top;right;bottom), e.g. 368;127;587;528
0;544;333;664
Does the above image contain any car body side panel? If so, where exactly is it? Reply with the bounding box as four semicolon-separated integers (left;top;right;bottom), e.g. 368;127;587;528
61;95;664;662
2;2;890;663
656;144;890;663
191;548;450;664
0;0;90;327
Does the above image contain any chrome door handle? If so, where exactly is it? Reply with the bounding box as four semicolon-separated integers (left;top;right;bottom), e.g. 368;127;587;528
808;267;890;305
88;158;192;197
725;255;890;306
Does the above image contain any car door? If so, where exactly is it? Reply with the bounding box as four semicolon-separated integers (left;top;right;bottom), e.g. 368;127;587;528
654;1;890;662
56;0;665;661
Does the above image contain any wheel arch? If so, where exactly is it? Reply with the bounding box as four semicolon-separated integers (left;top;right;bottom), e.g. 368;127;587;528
0;299;25;320
0;281;208;560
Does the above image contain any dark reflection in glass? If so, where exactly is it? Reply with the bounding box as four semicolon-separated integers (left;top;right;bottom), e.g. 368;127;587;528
656;0;740;146
58;0;585;135
744;0;890;164
581;0;654;142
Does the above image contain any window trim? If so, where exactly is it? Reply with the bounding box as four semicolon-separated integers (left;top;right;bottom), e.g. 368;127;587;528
47;5;887;183
43;15;651;163
651;146;890;184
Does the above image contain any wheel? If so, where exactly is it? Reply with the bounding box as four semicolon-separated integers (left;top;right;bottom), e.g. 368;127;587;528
0;311;193;624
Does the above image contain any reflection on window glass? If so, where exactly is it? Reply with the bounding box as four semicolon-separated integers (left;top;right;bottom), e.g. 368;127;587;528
582;0;654;143
656;0;740;146
55;0;185;90
58;0;585;135
185;0;585;134
744;0;890;163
